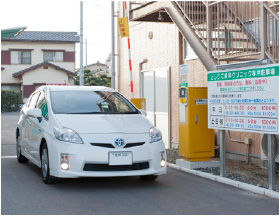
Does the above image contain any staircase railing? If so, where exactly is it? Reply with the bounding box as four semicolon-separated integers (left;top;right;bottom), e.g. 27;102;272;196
262;2;279;63
175;1;279;63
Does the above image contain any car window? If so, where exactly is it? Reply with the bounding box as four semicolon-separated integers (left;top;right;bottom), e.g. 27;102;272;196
27;93;34;107
36;91;48;119
50;91;139;114
29;92;40;109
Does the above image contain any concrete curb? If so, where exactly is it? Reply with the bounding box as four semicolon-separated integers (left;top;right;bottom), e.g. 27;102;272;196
167;162;279;199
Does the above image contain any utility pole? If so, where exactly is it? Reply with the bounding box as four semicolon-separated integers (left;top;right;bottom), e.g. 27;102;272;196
111;1;115;89
85;38;88;69
80;1;84;86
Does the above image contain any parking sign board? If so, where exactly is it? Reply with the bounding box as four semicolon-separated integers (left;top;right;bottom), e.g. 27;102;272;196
207;64;279;134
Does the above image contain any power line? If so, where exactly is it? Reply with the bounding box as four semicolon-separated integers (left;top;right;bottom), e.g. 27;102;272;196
86;42;110;47
77;20;110;31
92;0;110;15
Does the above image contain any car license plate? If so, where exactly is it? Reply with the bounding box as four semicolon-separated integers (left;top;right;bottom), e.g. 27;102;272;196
109;152;132;165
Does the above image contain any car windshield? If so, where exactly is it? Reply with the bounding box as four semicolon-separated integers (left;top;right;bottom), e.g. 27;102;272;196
50;91;139;114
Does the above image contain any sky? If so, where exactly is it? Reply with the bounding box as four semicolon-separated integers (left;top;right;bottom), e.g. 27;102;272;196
1;0;112;68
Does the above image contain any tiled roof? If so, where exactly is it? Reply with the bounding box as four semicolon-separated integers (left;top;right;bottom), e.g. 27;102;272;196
12;61;77;77
2;31;80;42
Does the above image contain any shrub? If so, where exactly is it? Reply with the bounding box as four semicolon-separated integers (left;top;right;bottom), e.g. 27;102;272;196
1;90;23;112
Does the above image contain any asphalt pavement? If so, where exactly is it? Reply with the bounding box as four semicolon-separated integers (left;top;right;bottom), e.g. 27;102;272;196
1;112;279;215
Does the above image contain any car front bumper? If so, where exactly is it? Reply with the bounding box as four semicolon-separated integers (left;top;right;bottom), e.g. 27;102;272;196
48;133;167;178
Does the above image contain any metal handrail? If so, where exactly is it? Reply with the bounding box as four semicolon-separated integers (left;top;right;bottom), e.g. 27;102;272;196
174;1;279;63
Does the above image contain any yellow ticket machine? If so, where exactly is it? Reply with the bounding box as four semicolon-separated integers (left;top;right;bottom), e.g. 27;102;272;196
179;87;214;162
131;98;146;110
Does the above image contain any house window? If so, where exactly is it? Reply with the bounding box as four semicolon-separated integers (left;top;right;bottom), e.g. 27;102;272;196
182;38;198;60
11;51;31;64
43;51;63;62
183;39;188;60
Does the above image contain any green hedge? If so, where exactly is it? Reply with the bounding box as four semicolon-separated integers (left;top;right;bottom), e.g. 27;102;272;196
1;90;23;112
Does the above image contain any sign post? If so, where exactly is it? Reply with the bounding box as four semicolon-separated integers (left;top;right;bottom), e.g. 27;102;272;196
268;134;276;190
208;64;279;188
219;130;226;177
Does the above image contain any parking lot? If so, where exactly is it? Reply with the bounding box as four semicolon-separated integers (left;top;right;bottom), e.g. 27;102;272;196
1;112;279;215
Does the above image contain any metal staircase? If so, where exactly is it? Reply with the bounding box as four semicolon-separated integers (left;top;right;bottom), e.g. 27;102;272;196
175;1;279;64
129;1;279;70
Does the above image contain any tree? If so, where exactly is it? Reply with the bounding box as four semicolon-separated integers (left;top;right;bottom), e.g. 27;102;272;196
75;69;111;87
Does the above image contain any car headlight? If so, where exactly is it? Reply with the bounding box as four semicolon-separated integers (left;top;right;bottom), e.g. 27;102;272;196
149;126;162;143
53;127;84;144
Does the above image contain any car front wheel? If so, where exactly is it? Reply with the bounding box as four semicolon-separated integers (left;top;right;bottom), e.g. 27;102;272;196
16;134;29;163
41;143;59;184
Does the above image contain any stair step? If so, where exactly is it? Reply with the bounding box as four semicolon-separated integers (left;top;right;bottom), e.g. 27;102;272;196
196;28;243;32
212;47;258;51
202;38;250;42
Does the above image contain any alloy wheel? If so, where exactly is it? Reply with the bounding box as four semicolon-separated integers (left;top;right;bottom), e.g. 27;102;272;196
42;149;48;178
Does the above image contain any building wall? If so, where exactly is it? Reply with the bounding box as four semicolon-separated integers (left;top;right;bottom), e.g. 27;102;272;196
86;63;107;72
117;4;180;143
22;67;69;85
180;36;262;158
116;3;262;159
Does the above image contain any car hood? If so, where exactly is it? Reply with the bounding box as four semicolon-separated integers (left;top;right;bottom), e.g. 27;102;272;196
55;114;152;134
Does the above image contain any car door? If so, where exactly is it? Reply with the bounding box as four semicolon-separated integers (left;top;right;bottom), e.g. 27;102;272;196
25;91;40;157
20;94;34;154
30;90;49;161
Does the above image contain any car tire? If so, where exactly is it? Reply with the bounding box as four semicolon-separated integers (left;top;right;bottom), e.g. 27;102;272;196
41;143;59;184
139;175;158;181
16;134;29;163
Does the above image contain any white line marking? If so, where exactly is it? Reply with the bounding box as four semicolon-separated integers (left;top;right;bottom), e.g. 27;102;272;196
1;155;17;159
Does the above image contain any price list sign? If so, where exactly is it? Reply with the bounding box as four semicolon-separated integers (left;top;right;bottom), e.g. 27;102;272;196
207;64;279;134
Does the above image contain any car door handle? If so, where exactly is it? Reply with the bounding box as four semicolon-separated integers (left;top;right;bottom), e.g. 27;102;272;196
195;114;198;124
27;119;32;125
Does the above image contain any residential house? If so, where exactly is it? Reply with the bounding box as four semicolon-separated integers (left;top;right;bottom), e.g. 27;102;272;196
105;53;112;77
1;31;79;101
77;60;111;78
115;1;279;166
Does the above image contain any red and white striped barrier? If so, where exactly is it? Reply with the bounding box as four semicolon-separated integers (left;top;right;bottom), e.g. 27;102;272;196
124;1;134;98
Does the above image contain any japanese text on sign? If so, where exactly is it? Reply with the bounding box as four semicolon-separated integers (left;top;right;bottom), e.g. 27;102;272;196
208;64;279;134
117;17;129;38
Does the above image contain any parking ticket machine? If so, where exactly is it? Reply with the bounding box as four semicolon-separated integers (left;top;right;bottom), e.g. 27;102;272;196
179;87;214;162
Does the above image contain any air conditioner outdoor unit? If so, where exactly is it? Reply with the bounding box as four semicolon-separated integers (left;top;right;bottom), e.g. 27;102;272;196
260;134;279;163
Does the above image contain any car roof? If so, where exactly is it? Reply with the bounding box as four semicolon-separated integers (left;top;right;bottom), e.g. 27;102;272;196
40;85;117;92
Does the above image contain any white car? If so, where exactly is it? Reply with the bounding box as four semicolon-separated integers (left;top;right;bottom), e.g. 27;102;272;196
16;86;166;184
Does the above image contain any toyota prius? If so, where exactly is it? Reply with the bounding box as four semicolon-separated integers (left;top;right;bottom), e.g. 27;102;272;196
16;86;166;184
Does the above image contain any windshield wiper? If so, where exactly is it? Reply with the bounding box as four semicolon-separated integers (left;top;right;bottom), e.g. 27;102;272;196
118;111;139;114
64;112;101;114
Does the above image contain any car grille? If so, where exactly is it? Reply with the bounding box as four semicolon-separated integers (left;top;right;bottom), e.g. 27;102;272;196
83;162;149;171
90;142;145;148
90;143;114;148
124;142;145;148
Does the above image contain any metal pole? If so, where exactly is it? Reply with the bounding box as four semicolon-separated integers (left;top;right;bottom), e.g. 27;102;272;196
80;1;84;86
268;134;276;190
206;2;212;56
139;59;148;98
111;1;115;89
85;38;87;69
260;2;267;59
220;130;226;177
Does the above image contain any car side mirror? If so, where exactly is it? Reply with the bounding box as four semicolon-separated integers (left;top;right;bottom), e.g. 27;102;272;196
27;108;42;118
139;109;147;116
